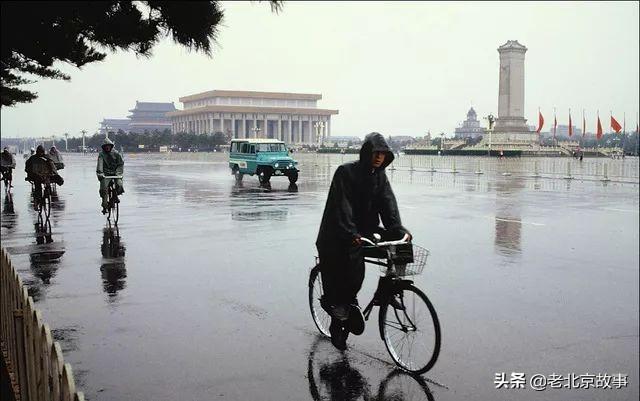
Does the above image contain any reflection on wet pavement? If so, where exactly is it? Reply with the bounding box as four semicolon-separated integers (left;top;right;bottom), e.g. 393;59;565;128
493;178;525;259
0;153;637;401
307;336;434;401
100;226;126;299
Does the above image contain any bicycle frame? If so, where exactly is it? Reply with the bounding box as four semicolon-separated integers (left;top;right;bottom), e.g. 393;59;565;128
359;240;418;339
104;176;123;225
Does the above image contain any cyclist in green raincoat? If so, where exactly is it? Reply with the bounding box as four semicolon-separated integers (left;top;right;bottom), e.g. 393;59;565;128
96;138;124;214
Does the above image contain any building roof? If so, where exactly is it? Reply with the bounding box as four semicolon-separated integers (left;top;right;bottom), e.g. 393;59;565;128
101;118;130;124
179;90;322;103
498;40;527;52
129;101;176;112
467;107;477;119
166;105;339;117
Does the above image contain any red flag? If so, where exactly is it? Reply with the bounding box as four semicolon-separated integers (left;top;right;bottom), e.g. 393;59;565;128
597;115;603;139
611;116;622;133
582;113;586;138
536;111;544;133
568;111;573;137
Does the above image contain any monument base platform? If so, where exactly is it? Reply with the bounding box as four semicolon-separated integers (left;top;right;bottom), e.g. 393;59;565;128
487;132;538;143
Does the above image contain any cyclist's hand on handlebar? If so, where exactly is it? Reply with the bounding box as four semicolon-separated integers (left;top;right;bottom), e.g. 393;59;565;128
352;234;363;246
97;173;104;181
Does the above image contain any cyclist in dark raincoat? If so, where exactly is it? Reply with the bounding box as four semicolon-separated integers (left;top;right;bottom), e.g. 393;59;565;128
25;145;64;200
316;132;410;350
1;147;16;186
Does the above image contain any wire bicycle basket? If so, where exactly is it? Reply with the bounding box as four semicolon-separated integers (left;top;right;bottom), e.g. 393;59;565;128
382;244;430;276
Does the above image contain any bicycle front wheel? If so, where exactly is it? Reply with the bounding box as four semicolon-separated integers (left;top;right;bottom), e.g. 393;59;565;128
308;265;331;337
113;198;119;225
379;283;441;374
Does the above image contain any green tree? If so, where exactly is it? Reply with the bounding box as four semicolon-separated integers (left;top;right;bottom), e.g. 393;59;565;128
1;1;282;107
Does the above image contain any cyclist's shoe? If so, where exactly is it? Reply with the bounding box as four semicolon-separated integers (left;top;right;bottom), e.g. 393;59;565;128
347;304;365;335
329;318;348;351
101;207;108;215
330;304;349;321
388;294;406;311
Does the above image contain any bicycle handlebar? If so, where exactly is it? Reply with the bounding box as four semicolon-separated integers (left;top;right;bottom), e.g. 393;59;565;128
361;233;411;247
102;176;123;179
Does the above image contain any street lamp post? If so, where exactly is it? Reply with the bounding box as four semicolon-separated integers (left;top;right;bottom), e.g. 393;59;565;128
64;133;69;152
251;126;261;139
440;133;445;155
484;114;495;156
81;130;87;154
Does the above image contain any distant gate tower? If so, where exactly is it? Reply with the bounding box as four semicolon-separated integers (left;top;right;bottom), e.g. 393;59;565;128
492;40;536;143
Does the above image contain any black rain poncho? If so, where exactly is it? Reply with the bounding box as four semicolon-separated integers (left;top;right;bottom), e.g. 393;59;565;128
316;133;410;306
316;132;409;251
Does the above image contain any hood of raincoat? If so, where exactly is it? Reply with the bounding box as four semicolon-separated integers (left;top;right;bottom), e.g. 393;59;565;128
358;132;394;171
102;137;115;147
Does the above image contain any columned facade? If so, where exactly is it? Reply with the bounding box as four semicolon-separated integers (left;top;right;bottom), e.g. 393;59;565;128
166;90;338;145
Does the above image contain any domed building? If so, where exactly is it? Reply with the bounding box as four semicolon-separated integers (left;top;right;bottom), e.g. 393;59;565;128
454;107;486;139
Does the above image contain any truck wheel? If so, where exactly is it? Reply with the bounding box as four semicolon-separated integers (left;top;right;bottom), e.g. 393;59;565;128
258;168;272;185
288;170;298;184
259;173;271;185
232;166;243;182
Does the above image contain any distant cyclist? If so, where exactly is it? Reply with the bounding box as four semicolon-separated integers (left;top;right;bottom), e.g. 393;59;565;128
0;147;16;188
96;138;124;214
48;146;65;170
25;145;64;200
316;132;411;350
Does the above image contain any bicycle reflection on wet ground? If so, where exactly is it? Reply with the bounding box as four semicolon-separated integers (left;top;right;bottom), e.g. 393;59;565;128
307;336;435;401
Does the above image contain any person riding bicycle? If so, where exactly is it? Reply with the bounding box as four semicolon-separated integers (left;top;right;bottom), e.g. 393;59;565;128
316;132;411;350
0;147;16;187
48;146;64;170
96;138;124;214
25;145;64;200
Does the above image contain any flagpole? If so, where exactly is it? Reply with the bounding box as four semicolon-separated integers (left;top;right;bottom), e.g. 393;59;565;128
636;113;640;156
538;106;541;147
597;110;600;151
569;107;572;140
554;107;557;147
622;112;626;156
581;109;585;148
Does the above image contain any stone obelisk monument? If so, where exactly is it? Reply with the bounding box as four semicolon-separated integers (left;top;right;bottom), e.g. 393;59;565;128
492;40;536;143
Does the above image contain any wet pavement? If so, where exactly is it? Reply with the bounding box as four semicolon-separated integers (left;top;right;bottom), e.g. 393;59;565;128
1;153;638;401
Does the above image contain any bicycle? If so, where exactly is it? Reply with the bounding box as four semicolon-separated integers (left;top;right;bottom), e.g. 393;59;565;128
1;167;12;193
308;235;441;374
104;176;123;225
33;177;52;224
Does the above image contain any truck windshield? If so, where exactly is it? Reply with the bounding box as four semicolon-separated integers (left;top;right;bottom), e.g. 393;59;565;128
256;143;286;152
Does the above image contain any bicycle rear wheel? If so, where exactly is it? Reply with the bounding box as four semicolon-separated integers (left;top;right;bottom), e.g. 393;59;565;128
308;265;331;337
379;283;440;374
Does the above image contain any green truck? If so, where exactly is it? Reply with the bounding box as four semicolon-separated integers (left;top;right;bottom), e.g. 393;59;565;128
229;139;299;185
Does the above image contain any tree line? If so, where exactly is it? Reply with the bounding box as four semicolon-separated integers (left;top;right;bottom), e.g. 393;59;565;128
60;130;231;152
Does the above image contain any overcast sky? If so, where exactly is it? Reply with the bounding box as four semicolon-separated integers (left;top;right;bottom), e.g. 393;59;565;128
1;1;638;139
